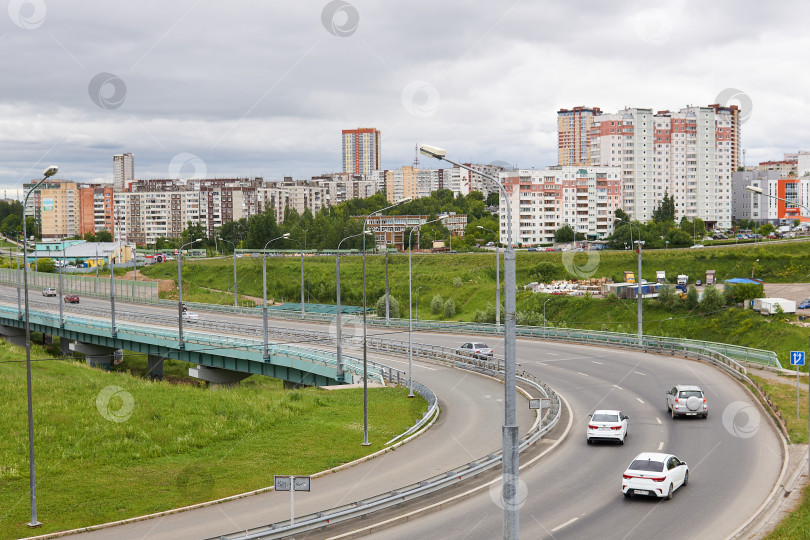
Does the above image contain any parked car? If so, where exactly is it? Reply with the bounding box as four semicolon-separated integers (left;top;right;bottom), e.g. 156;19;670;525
486;241;495;247
528;247;537;252
42;287;57;297
457;342;494;359
64;295;79;304
545;247;555;252
695;279;702;286
666;385;708;418
448;250;458;254
798;298;810;309
622;452;689;499
586;410;628;445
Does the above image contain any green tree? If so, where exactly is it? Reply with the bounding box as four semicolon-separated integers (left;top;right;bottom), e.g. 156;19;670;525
613;208;631;228
794;219;801;228
657;284;676;309
0;214;22;238
685;286;699;310
554;223;575;243
699;286;725;313
376;295;400;318
83;231;97;242
431;294;443;314
724;282;765;304
444;298;456;318
245;211;280;249
37;257;55;273
96;230;113;242
652;191;676;222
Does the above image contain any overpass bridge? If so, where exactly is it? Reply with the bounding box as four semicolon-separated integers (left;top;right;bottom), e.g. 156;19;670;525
0;305;380;387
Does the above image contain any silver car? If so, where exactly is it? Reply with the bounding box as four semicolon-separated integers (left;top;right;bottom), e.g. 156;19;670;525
457;342;494;359
42;287;57;297
666;385;708;419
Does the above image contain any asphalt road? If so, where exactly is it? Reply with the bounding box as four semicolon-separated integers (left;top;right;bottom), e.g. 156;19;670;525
5;289;784;539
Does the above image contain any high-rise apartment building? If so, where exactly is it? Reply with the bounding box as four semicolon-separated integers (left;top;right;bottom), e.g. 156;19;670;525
77;184;114;237
113;153;134;192
587;105;739;228
38;182;78;239
499;166;622;245
557;106;602;166
342;128;380;175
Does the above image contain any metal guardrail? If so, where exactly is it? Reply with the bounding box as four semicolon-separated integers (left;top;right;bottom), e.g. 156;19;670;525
213;359;562;540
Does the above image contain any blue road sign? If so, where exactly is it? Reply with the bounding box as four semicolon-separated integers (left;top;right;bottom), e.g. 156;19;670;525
790;351;805;366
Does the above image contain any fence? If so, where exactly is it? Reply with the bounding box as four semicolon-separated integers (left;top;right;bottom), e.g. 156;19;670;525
0;268;158;301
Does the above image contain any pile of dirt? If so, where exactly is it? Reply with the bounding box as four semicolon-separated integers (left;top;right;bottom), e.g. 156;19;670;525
119;270;175;293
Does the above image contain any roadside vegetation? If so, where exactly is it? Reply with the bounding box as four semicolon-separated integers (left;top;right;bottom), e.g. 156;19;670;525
0;339;426;537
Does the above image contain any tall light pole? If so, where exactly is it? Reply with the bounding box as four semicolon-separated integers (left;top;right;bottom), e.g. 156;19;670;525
57;244;64;327
478;225;501;329
177;238;200;349
362;197;411;445
219;237;238;307
421;143;519;538
617;219;644;339
262;233;290;358
409;215;448;397
414;286;422;321
543;296;552;337
22;165;58;528
336;231;372;379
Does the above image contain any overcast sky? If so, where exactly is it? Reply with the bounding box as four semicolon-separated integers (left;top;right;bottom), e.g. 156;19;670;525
0;0;808;196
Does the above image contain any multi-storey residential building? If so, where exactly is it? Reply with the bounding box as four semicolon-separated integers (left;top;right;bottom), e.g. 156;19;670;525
499;166;622;245
258;179;329;223
116;189;201;245
342;128;381;176
113;153;134;192
557;106;601;166
588;105;739;228
799;151;810;177
732;170;780;223
23;180;62;224
441;164;505;198
39;182;78;239
756;153;798;176
360;213;467;251
312;173;377;203
77;184;114;237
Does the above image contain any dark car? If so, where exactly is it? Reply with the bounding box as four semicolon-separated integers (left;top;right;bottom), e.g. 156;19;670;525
528;247;537;252
798;298;810;309
64;295;79;304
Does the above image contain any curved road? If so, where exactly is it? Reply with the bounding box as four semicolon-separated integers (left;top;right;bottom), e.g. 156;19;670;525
6;290;783;539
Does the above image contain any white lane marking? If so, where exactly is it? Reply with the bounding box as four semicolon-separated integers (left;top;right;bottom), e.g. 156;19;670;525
613;385;623;390
577;372;589;377
550;517;579;533
636;397;644;404
537;362;547;366
656;418;662;424
546;353;558;356
658;441;664;450
634;371;645;376
591;361;603;365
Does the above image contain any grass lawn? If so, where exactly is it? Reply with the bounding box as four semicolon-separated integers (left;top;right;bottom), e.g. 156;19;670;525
0;339;427;538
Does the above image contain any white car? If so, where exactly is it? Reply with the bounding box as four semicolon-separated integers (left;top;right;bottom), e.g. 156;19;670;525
666;385;708;419
689;244;704;249
457;342;494;359
182;311;199;323
622;452;689;499
586;410;628;445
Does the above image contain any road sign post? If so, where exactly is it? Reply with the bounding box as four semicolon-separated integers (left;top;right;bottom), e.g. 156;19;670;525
274;475;311;526
790;351;805;419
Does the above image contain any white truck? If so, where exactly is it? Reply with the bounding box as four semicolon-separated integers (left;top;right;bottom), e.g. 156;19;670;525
656;271;666;284
753;297;796;315
677;274;688;286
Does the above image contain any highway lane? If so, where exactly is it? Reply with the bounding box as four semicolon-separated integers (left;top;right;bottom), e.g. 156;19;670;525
5;290;784;538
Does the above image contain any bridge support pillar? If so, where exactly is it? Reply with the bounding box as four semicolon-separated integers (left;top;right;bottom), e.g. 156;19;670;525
147;355;164;381
59;338;73;357
0;325;25;347
70;341;116;370
188;365;250;387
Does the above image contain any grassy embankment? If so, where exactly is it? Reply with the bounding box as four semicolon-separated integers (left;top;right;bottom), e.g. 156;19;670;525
0;339;426;538
140;242;810;367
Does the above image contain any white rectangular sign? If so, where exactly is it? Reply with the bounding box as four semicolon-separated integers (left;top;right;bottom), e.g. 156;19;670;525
275;475;311;492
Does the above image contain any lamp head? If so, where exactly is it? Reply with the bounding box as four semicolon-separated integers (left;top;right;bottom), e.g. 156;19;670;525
477;225;484;229
43;166;58;178
365;230;374;235
745;185;764;195
283;233;291;238
437;213;449;219
419;144;447;159
396;197;412;205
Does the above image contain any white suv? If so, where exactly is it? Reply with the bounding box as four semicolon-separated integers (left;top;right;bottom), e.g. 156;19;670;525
666;385;708;419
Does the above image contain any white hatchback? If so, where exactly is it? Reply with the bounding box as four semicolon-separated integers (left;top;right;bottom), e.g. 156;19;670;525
586;410;628;445
622;452;689;499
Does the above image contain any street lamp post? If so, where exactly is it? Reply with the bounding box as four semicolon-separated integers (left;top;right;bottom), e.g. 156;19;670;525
57;245;64;327
219;237;238;307
362;198;411;445
618;220;644;339
414;286;422;321
336;231;372;380
262;234;290;358
409;215;448;397
543;296;552;337
177;239;200;349
421;143;519;538
22;165;58;528
478;225;501;330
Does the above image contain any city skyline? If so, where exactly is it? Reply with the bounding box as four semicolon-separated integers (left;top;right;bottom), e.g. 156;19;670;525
1;1;808;195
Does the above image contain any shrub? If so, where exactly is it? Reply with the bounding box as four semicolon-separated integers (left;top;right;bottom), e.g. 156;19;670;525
375;295;400;318
685;286;699;310
699;286;724;313
444;298;456;318
431;294;443;315
36;258;55;273
453;276;463;287
657;284;676;309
